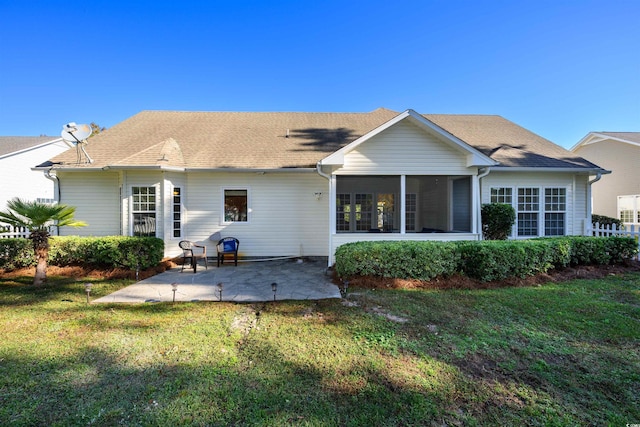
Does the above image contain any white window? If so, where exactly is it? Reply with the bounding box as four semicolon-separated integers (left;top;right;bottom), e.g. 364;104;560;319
405;193;417;232
172;187;182;238
618;195;640;224
517;188;539;237
132;186;156;237
490;186;567;237
336;193;351;231
223;189;248;223
490;187;512;204
544;188;566;236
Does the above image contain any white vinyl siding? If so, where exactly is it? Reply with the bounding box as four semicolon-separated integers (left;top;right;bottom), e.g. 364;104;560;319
336;121;470;175
56;171;121;236
0;139;72;212
178;172;328;258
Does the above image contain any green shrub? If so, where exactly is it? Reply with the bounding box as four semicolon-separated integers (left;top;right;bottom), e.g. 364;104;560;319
0;236;164;271
49;236;164;270
457;240;556;282
592;214;624;229
481;203;516;240
335;236;638;283
0;238;34;269
335;240;460;280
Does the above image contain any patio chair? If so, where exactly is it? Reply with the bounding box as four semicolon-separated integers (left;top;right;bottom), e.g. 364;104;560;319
179;240;208;273
216;237;239;267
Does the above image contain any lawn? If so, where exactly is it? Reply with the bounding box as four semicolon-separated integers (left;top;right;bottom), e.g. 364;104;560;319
0;271;638;426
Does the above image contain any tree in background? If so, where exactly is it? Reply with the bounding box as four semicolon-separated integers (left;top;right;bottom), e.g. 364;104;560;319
0;198;87;285
89;122;106;136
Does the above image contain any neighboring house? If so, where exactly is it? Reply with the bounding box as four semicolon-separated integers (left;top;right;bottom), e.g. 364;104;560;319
571;132;640;225
0;136;73;212
41;108;607;264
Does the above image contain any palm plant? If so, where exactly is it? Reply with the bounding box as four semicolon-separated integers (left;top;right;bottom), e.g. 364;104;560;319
0;198;87;285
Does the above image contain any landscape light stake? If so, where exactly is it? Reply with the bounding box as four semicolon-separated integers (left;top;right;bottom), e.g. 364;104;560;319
171;282;178;303
84;282;92;304
217;282;223;302
271;282;277;302
341;280;349;297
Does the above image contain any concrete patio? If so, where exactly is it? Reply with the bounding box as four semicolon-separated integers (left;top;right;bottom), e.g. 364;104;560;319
92;257;342;303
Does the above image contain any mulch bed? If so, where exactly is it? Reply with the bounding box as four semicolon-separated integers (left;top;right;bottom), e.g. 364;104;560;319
0;259;178;281
339;260;640;291
3;259;640;291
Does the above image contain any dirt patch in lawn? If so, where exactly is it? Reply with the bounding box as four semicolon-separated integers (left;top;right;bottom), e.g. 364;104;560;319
339;260;640;291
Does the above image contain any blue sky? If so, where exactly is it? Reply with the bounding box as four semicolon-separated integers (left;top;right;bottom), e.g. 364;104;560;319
0;0;638;148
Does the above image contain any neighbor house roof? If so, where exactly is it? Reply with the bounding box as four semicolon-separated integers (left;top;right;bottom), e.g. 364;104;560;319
0;136;60;158
48;109;604;171
571;132;640;151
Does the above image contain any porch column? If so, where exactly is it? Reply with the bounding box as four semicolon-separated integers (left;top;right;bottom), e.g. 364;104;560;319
400;175;406;234
472;173;480;235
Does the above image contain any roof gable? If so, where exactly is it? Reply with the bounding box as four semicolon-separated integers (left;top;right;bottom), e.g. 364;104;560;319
571;131;640;151
320;110;496;167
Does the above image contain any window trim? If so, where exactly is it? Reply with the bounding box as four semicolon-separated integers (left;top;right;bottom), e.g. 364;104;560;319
172;186;182;239
490;185;568;238
221;187;251;225
130;185;158;237
618;195;640;225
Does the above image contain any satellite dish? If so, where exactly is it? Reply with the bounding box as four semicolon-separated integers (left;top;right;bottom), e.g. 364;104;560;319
61;122;94;164
61;122;92;144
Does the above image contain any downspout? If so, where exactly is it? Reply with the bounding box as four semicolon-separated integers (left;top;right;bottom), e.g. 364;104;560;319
476;167;491;239
44;168;61;235
585;172;603;235
316;162;333;267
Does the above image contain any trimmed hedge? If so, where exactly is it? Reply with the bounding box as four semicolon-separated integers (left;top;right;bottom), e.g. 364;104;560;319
0;236;164;271
335;236;638;283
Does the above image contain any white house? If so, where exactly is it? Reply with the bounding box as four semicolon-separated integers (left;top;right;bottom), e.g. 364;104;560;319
41;109;608;264
571;132;640;225
0;136;73;212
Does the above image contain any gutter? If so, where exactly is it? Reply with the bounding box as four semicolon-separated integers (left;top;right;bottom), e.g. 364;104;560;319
43;168;61;235
477;167;491;239
316;162;333;267
585;172;603;231
43;168;60;202
490;166;611;174
54;166;318;173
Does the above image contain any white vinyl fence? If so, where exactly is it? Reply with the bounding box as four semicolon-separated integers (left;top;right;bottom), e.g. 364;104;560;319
586;222;640;260
0;225;30;239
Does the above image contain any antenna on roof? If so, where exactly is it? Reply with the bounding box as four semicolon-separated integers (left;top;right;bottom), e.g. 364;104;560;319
61;122;93;164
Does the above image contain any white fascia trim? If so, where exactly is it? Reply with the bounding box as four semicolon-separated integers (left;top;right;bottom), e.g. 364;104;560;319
319;109;497;167
185;167;317;173
490;166;611;174
570;132;640;152
101;165;186;172
0;137;69;160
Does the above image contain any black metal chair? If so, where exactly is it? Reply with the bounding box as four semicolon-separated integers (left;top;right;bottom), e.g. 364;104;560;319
179;240;208;273
216;237;239;267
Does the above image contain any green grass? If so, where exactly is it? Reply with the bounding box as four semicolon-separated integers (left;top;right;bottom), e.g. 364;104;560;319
1;272;639;426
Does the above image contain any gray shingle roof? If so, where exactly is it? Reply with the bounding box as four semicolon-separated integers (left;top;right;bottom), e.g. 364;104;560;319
49;109;602;171
0;136;59;157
